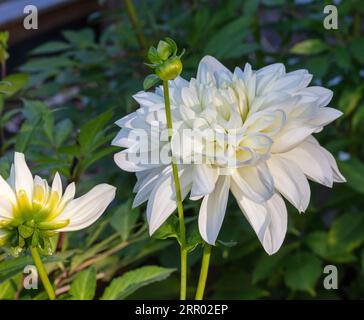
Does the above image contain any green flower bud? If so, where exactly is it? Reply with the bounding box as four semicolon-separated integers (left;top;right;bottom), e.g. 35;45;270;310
18;224;34;239
155;56;183;81
157;40;172;61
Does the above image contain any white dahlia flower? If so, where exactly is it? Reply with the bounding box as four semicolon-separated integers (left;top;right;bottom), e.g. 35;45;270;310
0;152;116;252
113;56;345;255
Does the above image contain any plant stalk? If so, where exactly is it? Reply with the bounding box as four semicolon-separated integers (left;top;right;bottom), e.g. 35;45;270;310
1;61;6;80
29;246;56;300
195;243;212;300
123;0;148;52
162;80;187;300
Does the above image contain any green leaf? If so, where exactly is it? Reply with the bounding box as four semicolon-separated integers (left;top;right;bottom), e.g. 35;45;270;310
352;102;364;130
31;41;71;55
152;215;180;243
0;274;21;300
338;86;363;117
110;201;140;241
204;16;251;59
284;251;321;296
62;29;95;48
339;157;364;194
290;39;328;55
55;119;73;147
143;74;160;90
83;146;118;170
328;212;364;254
43;112;55;144
78;110;113;153
101;266;175;300
0;73;29;97
165;37;178;56
186;223;203;253
147;46;162;64
69;267;97;300
15;99;49;152
20;56;73;72
305;55;330;79
334;46;352;70
305;231;356;263
0;255;61;283
15;122;39;152
252;243;298;284
350;38;364;64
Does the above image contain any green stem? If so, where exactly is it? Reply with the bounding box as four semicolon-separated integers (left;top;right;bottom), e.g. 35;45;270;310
123;0;148;52
29;246;56;300
195;243;212;300
253;13;263;67
162;80;187;300
1;61;6;80
353;12;361;38
0;62;6;156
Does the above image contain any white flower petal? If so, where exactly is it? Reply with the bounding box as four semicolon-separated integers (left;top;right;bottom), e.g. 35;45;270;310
267;70;312;93
111;128;137;148
0;197;13;220
198;175;230;245
311;107;343;128
231;184;287;255
57;184;115;231
133;91;164;109
317;145;346;183
299;86;333;107
14;152;34;201
114;150;151;172
0;175;16;205
271;123;316;153
148;168;193;235
280;138;334;187
7;164;15;188
51;172;63;198
190;165;219;199
133;167;171;208
197;56;232;84
232;162;274;203
267;156;310;212
57;182;76;210
256;63;285;77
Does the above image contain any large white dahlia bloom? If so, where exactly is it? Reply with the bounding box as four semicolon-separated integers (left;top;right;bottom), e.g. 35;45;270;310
113;56;345;255
0;152;116;250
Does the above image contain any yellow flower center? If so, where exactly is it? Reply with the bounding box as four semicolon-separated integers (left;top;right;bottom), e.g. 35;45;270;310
8;188;69;231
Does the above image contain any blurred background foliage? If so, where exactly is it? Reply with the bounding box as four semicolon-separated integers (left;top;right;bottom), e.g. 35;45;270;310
1;0;364;299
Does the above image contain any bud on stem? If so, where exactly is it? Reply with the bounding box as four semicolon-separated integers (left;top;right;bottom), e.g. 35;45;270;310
143;37;185;89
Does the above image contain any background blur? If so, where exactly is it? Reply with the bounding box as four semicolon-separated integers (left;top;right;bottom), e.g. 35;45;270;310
1;0;364;300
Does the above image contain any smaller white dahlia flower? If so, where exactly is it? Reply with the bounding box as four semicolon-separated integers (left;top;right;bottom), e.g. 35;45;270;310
113;56;346;255
0;152;116;253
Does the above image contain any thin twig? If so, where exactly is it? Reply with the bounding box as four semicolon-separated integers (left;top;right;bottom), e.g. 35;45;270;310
55;272;105;297
74;241;130;274
123;0;147;53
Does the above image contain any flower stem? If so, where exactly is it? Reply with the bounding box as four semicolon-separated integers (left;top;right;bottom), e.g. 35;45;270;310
162;80;187;300
195;243;212;300
29;246;56;300
123;0;147;52
353;12;361;38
